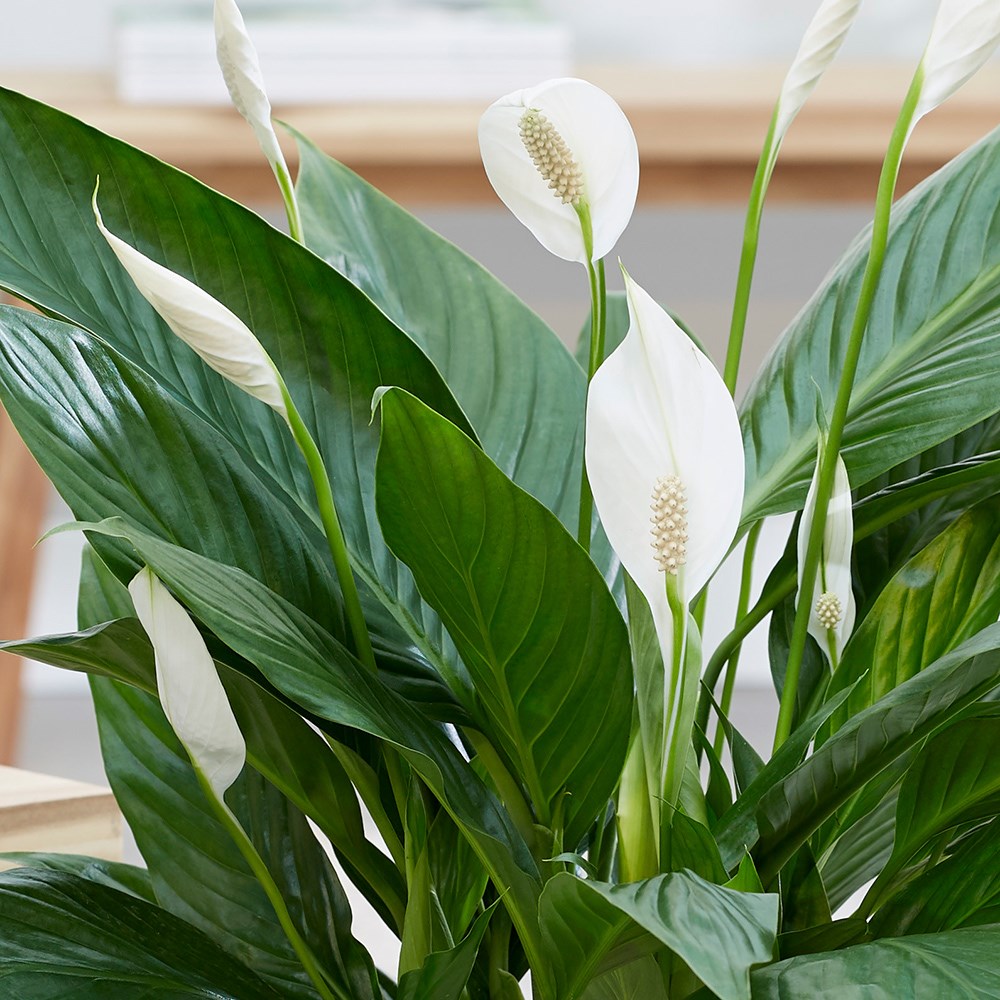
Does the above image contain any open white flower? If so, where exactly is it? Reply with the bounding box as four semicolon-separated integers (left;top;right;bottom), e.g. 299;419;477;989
797;442;856;661
586;269;745;655
93;186;288;419
478;78;638;264
774;0;862;140
914;0;1000;123
129;567;246;798
214;0;286;174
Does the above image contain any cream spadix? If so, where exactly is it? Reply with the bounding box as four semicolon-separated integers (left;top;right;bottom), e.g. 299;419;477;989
129;567;246;798
586;269;744;644
797;442;856;661
214;0;287;175
774;0;863;140
478;78;638;264
912;0;1000;124
93;187;288;419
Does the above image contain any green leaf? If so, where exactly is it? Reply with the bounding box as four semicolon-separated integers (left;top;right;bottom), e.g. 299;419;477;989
871;816;1000;936
750;926;1000;998
580;957;667;1000
741;125;1000;525
825;498;1000;736
374;388;633;847
0;868;285;999
0;87;472;691
0;853;154;903
294;131;582;538
92;678;378;1000
539;872;779;1000
74;517;548;990
867;717;1000;911
751;625;1000;882
396;903;497;1000
660;812;727;883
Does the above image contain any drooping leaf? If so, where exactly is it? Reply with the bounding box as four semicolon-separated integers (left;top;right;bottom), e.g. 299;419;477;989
540;871;779;1000
741;125;1000;525
73;517;549;988
0;868;285;999
750;625;1000;882
374;388;632;847
0;853;154;903
750;926;1000;998
0;86;473;690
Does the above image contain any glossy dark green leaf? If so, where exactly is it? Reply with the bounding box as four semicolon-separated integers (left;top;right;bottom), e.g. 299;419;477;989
0;868;285;999
826;498;1000;735
294;131;582;536
0;853;154;903
539;872;779;1000
777;919;870;961
660;812;727;883
741;126;1000;525
75;518;548;988
0;86;472;689
374;389;632;847
750;926;1000;998
92;677;377;1000
871;816;1000;936
751;625;1000;882
867;717;1000;912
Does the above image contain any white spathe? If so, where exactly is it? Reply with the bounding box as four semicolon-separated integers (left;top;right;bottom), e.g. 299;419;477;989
797;446;856;659
915;0;1000;121
478;77;638;264
129;567;246;798
92;187;288;419
774;0;863;139
586;269;745;656
214;0;287;173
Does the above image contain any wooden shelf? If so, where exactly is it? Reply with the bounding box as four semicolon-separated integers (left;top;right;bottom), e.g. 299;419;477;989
4;65;1000;205
0;766;121;864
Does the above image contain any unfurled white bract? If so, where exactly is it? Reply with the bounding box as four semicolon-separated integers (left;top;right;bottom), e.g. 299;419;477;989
797;443;856;660
914;0;1000;122
214;0;287;174
93;187;288;419
585;269;745;664
478;78;639;264
774;0;863;139
129;567;246;798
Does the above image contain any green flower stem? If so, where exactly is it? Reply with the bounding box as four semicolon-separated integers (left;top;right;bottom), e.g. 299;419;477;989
661;573;689;815
275;158;305;244
774;71;924;752
713;521;762;756
723;110;780;395
281;387;376;674
577;254;607;552
196;771;343;1000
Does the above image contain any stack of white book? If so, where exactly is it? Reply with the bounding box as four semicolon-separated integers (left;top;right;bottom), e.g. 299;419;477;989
115;5;573;104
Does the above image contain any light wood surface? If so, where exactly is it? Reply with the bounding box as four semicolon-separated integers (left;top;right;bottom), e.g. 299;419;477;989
0;766;121;865
0;389;48;765
5;65;999;205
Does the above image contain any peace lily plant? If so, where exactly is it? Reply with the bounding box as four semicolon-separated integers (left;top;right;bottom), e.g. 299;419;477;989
4;0;1000;994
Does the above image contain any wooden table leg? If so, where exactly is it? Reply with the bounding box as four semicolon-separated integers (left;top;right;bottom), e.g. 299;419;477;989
0;406;49;765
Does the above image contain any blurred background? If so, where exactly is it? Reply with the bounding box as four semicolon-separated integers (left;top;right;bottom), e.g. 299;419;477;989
1;3;997;971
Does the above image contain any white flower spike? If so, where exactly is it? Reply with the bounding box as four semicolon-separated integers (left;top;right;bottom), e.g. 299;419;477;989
914;0;1000;123
93;185;288;420
797;441;856;662
214;0;287;175
774;0;863;140
479;78;639;264
586;268;745;656
129;567;246;798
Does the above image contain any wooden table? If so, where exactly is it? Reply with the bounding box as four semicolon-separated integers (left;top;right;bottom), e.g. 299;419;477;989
5;65;1000;207
0;766;121;864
